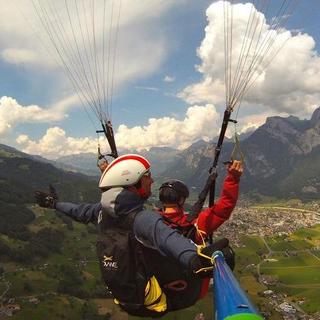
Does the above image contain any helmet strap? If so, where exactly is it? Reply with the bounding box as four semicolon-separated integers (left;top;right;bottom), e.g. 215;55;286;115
137;187;149;199
132;180;149;199
127;185;149;199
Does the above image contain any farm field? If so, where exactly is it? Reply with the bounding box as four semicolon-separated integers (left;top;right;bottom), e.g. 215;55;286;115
2;206;320;319
258;225;320;315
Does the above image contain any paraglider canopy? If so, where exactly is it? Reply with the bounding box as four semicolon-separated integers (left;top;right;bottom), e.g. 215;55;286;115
220;0;298;112
24;0;123;158
192;0;299;211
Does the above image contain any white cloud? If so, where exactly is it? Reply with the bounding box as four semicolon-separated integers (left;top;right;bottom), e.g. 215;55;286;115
135;86;159;92
16;127;98;159
47;94;82;115
0;0;185;94
0;94;85;137
179;76;224;106
4;0;319;157
115;104;220;150
16;104;220;158
164;75;175;82
2;48;38;65
179;1;320;118
0;96;69;136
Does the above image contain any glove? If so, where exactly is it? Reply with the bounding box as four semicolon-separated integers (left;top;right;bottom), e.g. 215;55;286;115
189;238;232;277
228;160;243;180
221;245;235;271
34;185;58;209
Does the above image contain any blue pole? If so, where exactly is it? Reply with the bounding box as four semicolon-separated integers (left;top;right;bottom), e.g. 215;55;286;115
213;251;263;320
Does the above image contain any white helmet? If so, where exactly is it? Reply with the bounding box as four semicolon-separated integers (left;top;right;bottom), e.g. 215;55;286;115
99;154;151;190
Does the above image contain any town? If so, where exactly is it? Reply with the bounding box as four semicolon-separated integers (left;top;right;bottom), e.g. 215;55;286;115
214;201;320;320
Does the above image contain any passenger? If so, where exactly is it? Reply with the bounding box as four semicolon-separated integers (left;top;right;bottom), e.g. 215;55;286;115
158;160;243;299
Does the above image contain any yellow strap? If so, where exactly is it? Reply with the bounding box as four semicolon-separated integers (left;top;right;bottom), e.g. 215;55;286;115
144;276;167;312
197;245;215;265
194;223;207;247
195;266;214;274
113;277;167;313
192;225;215;273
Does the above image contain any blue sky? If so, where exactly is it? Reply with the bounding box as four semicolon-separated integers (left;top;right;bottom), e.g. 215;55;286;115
0;0;319;159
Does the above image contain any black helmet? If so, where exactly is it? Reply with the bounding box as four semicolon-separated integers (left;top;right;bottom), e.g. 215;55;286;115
159;179;189;206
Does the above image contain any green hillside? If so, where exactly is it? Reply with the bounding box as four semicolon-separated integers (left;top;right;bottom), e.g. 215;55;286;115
1;205;215;320
0;153;100;205
1;145;320;318
1;203;319;319
0;144;106;318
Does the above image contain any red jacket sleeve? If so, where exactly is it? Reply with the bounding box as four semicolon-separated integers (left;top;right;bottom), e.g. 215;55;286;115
195;173;239;238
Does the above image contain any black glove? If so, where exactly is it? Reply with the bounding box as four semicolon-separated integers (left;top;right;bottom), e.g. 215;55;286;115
34;185;58;209
221;245;235;271
190;238;233;277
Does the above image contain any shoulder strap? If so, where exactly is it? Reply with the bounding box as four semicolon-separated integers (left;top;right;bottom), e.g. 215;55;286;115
98;208;139;233
117;211;139;230
186;212;198;223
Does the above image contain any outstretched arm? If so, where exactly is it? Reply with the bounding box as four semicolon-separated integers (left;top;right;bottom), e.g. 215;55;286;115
134;210;233;276
133;210;198;269
34;185;101;225
55;202;102;224
196;161;243;236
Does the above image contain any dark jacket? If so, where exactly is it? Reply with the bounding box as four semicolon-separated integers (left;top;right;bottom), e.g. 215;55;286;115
55;188;198;269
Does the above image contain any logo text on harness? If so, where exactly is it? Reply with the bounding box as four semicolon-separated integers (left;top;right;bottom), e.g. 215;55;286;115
103;255;118;269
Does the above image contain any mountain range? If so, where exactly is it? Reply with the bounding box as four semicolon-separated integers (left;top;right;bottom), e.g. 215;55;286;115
159;107;320;201
56;107;320;201
1;107;319;202
0;143;100;205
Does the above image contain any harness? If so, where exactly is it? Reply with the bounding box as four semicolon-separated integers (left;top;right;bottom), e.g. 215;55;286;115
97;208;202;316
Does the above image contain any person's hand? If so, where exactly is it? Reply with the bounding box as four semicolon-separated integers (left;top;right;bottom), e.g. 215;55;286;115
34;185;58;209
189;238;230;277
228;160;243;179
98;159;109;173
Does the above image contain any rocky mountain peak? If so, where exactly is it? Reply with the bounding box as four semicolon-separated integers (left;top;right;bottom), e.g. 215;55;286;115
298;107;320;154
264;115;300;133
310;106;320;126
258;116;301;154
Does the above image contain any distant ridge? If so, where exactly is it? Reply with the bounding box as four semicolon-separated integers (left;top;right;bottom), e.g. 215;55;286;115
3;107;320;201
0;144;100;205
158;107;320;201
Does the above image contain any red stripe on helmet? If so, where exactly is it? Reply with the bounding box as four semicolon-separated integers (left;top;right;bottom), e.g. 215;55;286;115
102;154;150;178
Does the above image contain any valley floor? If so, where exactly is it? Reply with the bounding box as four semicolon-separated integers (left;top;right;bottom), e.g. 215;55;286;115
0;201;320;319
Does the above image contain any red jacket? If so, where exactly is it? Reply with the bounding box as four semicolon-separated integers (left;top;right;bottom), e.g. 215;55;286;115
159;172;240;298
